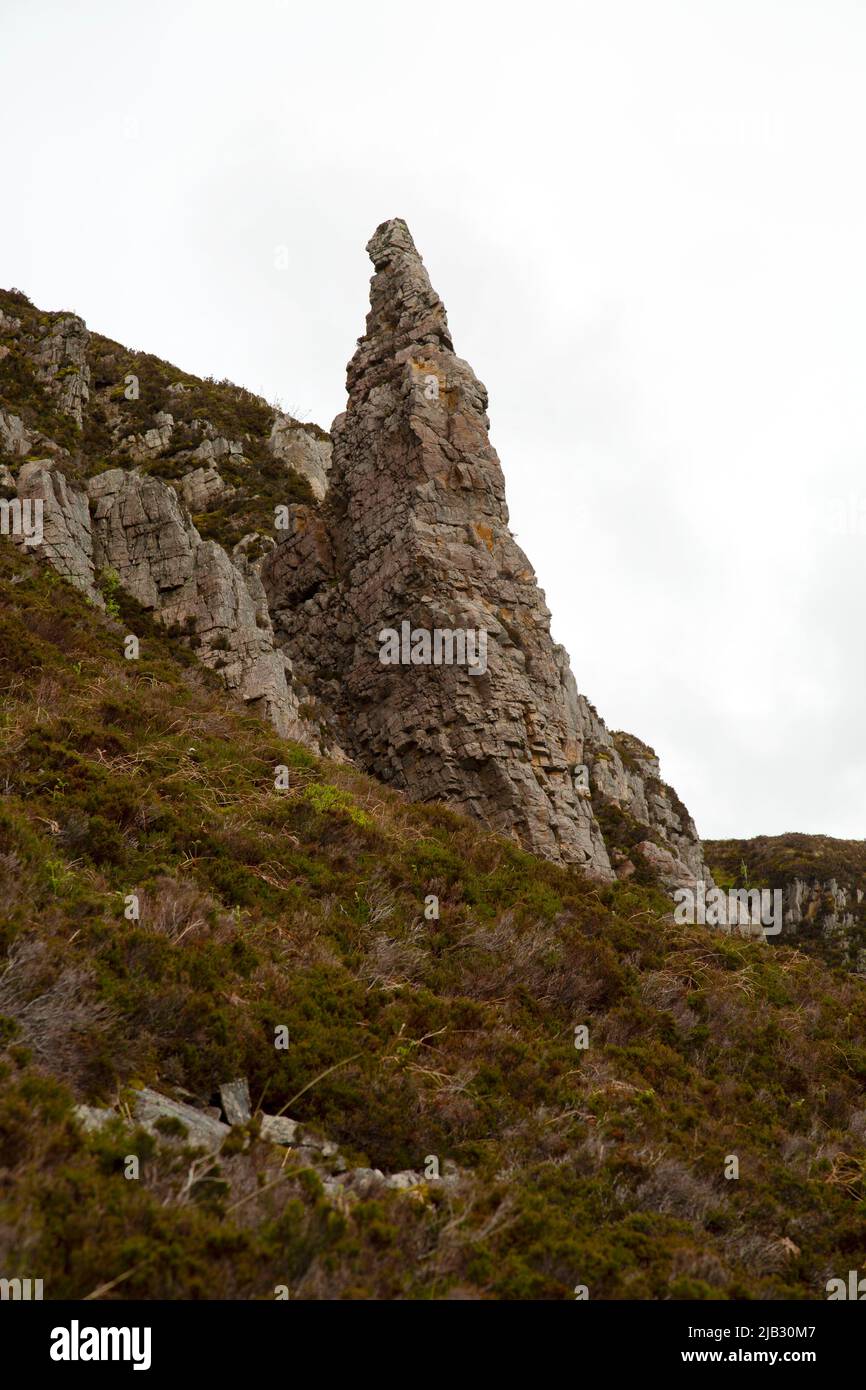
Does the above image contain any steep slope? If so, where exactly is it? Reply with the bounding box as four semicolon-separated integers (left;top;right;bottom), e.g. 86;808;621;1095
0;286;337;751
1;232;719;891
1;543;866;1299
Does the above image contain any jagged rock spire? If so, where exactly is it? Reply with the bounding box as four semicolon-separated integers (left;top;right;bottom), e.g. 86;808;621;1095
264;219;614;873
4;229;716;888
347;220;454;398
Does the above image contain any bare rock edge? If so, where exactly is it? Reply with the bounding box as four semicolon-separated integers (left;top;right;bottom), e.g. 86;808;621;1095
8;219;718;897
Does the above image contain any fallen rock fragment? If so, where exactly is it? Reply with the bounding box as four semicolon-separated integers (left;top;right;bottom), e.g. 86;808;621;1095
132;1087;230;1151
219;1077;252;1126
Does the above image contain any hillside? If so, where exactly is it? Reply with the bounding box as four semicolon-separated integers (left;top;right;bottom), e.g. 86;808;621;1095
0;284;328;544
706;835;866;975
2;541;866;1299
0;224;728;893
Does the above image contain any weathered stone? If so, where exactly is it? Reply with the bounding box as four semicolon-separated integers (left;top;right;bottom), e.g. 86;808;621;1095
179;465;233;513
74;1103;114;1133
88;467;198;604
261;218;716;888
15;461;99;600
87;467;311;741
32;315;91;427
263;220;610;872
333;1167;386;1196
132;1087;230;1150
191;434;243;465
383;1170;422;1190
268;417;332;500
0;409;34;458
122;413;175;462
636;839;701;892
219;1078;252;1125
259;1114;302;1146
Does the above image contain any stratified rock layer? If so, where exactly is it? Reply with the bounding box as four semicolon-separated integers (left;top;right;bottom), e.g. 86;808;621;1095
13;461;316;745
1;241;716;889
263;219;705;878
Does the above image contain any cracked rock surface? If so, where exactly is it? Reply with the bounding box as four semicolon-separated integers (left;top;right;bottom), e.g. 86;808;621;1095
262;219;713;885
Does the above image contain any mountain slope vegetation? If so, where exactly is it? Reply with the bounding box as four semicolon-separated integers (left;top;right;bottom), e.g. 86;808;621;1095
1;541;866;1300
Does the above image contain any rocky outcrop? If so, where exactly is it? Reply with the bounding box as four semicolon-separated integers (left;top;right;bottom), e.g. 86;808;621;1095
262;219;611;873
262;219;712;885
0;408;35;459
120;411;176;463
12;459;318;746
585;726;710;886
268;416;332;500
76;1080;459;1205
13;460;98;598
89;467;315;742
178;464;234;513
780;878;866;970
32;314;91;427
705;835;866;971
1;243;716;894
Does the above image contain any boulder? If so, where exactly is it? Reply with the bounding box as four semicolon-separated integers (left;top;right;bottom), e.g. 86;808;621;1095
131;1087;230;1151
219;1078;252;1126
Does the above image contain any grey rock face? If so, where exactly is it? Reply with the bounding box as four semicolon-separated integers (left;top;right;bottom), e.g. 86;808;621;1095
263;218;612;875
87;467;311;741
12;457;316;744
32;315;91;427
219;1077;252;1126
191;433;244;465
15;461;98;599
0;409;34;458
121;412;175;462
261;219;712;884
88;467;199;607
268;416;332;500
781;877;866;971
179;464;234;513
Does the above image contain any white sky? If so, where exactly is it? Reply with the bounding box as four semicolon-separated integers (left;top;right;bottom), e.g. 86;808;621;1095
2;0;864;840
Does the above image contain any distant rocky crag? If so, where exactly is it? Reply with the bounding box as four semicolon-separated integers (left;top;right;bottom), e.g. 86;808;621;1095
706;834;866;973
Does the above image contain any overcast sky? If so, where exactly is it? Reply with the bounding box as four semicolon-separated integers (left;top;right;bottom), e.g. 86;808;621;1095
2;0;864;841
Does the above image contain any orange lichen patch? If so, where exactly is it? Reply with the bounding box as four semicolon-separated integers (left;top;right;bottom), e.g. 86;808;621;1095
408;360;458;414
473;523;495;553
410;359;444;390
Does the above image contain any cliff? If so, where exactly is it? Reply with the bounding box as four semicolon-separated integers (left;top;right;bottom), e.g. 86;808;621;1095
0;223;717;896
706;834;866;973
2;235;866;1302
